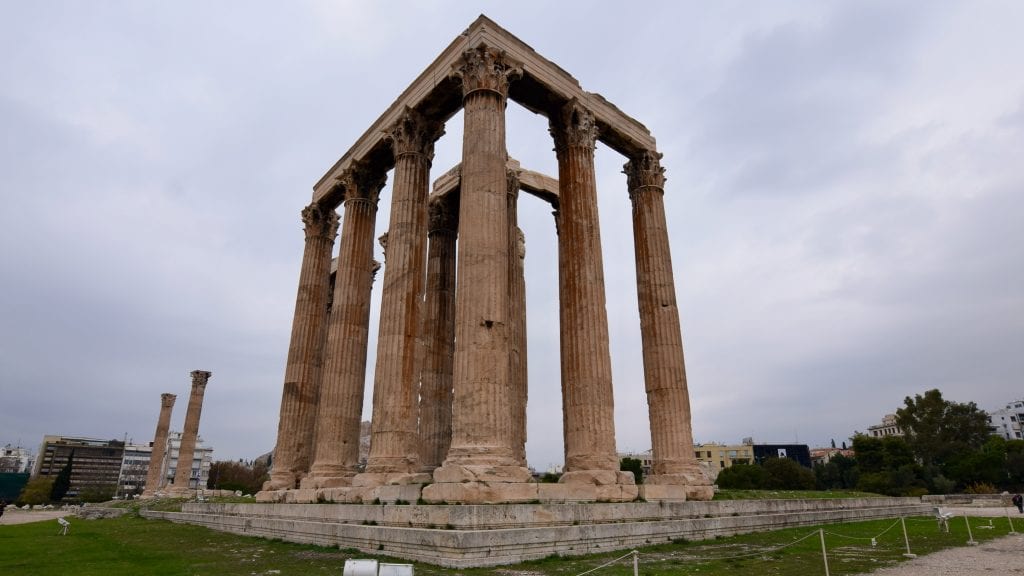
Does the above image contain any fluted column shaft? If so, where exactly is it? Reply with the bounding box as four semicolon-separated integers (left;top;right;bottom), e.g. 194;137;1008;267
551;99;619;478
172;370;210;490
418;197;459;470
507;172;528;466
265;204;338;489
361;108;442;479
626;151;703;480
142;393;176;496
305;167;384;486
442;47;522;469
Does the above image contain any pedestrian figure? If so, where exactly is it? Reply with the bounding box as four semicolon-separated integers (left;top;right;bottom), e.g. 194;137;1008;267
1012;493;1023;513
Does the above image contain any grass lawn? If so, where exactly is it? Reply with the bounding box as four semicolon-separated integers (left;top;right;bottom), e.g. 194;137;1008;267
0;509;1015;575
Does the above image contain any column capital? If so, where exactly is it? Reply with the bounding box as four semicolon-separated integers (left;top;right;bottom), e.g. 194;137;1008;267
338;162;387;205
550;98;599;155
301;203;340;240
506;168;521;198
453;45;522;99
190;370;212;387
386;107;444;161
624;149;666;193
160;393;177;408
428;197;459;233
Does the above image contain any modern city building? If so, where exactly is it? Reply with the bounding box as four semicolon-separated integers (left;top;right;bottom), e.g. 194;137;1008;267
0;444;34;473
32;435;126;500
866;414;903;438
988;400;1024;440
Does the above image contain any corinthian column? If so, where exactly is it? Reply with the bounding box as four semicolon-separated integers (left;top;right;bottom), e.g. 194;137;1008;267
142;393;176;497
265;203;338;490
171;370;210;492
507;170;528;466
428;46;534;492
418;195;459;471
304;165;385;488
356;107;442;486
550;99;623;485
626;151;712;500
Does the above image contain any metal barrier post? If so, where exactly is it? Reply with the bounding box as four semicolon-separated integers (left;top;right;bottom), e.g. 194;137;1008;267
965;516;978;546
900;516;917;558
819;528;831;576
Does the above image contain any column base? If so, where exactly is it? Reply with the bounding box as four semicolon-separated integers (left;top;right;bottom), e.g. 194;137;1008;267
298;474;354;489
432;463;534;484
262;472;299;491
422;481;538;504
560;470;636;486
351;471;433;488
644;471;715;501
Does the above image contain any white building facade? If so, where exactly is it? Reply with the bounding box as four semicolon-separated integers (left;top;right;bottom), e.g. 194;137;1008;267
989;400;1024;440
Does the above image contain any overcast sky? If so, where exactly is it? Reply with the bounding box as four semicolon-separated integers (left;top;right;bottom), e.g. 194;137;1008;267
1;1;1021;472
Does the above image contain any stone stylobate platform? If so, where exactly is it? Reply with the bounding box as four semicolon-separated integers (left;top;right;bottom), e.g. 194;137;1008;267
262;15;711;505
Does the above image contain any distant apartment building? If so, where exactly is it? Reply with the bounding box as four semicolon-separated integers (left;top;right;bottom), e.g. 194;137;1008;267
867;414;903;438
163;431;214;491
694;443;754;471
988;400;1024;440
116;443;153;497
33;435;126;499
0;444;34;473
617;450;654;477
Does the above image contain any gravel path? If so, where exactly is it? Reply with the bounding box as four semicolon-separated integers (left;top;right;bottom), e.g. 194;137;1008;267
862;507;1024;575
0;509;70;526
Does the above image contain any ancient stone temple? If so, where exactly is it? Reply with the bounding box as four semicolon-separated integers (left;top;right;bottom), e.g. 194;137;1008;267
141;392;176;497
260;15;711;504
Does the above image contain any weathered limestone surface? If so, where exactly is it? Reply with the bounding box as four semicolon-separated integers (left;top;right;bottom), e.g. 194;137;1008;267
141;393;176;497
626;151;713;500
266;204;338;490
147;498;932;568
170;370;210;493
428;46;533;498
507;171;528;466
303;167;385;489
418;196;459;471
358;108;443;486
550;99;622;484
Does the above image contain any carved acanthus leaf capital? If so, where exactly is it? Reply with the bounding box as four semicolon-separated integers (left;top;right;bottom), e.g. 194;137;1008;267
386;107;444;160
453;45;522;98
338;162;387;204
160;393;177;408
190;370;212;389
301;203;339;239
428;196;459;233
624;150;667;192
550;98;599;154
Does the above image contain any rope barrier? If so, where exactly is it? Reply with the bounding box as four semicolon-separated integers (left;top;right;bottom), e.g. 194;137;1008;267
573;549;638;576
669;529;821;563
824;518;901;541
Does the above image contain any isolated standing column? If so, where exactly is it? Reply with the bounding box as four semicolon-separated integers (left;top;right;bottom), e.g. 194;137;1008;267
171;370;210;492
265;203;339;490
550;99;621;483
142;393;176;496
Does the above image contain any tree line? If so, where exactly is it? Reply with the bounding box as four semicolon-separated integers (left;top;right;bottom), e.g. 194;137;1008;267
718;389;1024;495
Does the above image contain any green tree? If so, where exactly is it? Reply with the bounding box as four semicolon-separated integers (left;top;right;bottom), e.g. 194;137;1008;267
814;453;858;490
715;463;768;489
50;451;74;502
17;477;55;506
207;460;270;494
895;389;990;468
619;457;644;485
762;457;816;490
